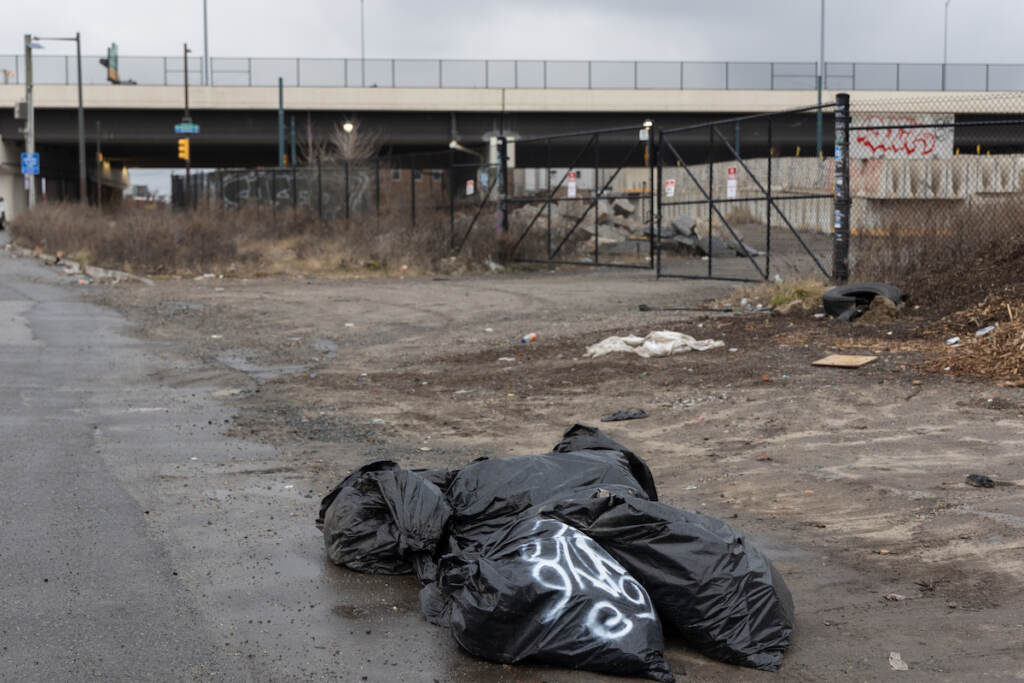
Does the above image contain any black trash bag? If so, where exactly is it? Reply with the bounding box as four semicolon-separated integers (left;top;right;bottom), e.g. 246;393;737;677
554;424;659;501
319;461;452;578
445;425;659;551
437;515;675;683
543;492;794;672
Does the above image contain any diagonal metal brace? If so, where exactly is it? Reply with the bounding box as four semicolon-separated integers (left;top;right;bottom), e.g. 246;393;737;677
662;137;766;279
711;126;829;278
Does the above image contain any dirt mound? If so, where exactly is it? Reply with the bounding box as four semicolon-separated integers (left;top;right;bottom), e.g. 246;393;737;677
901;239;1024;317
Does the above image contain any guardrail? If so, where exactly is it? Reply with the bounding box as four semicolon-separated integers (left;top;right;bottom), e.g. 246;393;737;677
2;56;1024;91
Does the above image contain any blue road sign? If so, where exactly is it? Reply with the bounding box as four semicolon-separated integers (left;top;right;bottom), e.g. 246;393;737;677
174;122;200;134
20;153;39;175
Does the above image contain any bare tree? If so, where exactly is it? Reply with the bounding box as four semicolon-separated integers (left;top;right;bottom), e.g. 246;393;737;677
299;112;330;166
326;117;380;163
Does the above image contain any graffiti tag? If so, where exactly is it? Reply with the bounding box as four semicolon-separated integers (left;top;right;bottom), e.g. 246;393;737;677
519;519;655;641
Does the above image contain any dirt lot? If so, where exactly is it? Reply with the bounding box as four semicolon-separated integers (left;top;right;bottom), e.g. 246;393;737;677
93;266;1024;681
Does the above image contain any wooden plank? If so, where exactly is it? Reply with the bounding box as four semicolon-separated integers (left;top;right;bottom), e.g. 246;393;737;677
812;354;878;368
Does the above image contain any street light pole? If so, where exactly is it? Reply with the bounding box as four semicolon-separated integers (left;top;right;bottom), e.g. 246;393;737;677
24;34;35;208
203;0;210;85
31;34;88;204
360;0;365;87
943;0;952;90
75;33;85;203
183;43;191;208
816;0;824;158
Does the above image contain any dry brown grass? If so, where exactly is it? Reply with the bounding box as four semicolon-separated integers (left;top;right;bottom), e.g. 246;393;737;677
10;201;520;278
852;196;1024;296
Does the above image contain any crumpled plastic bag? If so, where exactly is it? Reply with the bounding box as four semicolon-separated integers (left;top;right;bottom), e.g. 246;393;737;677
542;491;794;671
436;516;675;682
584;330;724;358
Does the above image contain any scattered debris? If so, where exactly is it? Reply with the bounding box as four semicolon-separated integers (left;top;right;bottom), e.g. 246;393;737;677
946;336;961;346
600;409;649;422
497;357;516;362
520;332;538;343
811;354;878;368
975;325;996;337
884;593;906;602
585;331;724;359
965;473;995;488
888;651;909;671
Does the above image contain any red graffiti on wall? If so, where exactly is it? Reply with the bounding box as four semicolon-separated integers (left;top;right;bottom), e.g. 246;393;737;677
854;116;938;156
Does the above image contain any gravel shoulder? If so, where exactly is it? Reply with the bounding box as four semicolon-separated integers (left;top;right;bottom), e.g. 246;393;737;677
84;265;1024;681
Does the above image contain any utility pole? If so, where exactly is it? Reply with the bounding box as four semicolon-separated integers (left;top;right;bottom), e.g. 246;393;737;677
24;34;35;208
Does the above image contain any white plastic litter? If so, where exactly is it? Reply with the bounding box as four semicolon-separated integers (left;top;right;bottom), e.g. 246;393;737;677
585;330;725;359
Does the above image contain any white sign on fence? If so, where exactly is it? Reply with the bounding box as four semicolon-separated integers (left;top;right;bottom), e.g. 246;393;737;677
851;113;954;159
465;179;475;196
567;170;577;198
664;178;676;197
726;166;737;199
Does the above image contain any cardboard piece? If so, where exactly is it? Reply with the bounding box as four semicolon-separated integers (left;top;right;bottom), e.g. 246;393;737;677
811;354;878;368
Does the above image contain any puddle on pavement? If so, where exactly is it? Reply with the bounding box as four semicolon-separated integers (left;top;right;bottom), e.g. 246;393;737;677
216;350;309;383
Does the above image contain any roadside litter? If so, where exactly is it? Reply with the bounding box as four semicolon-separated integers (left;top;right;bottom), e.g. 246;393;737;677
585;331;724;359
889;651;909;671
318;425;795;681
965;473;995;488
823;283;905;322
601;409;649;422
811;354;878;369
520;332;538;343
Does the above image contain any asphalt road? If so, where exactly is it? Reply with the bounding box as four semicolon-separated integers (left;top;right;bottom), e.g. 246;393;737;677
0;237;601;682
0;243;253;680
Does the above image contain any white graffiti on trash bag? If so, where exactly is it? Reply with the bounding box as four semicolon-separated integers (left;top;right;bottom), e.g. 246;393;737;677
519;519;655;640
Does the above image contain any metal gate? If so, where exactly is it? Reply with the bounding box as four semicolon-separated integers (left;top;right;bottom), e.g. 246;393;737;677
655;102;841;282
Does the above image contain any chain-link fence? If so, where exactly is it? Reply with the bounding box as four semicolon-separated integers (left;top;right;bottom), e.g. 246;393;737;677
848;92;1024;283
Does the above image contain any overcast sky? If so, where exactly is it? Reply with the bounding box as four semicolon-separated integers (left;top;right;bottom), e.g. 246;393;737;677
4;0;1023;64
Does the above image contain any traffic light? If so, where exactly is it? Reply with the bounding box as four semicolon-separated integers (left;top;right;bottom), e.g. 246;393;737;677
177;138;190;161
98;43;120;84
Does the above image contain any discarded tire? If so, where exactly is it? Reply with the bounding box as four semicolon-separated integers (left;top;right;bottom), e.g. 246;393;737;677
823;282;904;321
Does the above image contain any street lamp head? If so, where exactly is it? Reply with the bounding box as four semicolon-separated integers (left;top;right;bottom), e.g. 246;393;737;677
642;118;654;129
343;121;355;133
26;40;44;49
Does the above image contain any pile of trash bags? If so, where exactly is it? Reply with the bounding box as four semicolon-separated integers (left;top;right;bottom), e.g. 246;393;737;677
317;425;794;681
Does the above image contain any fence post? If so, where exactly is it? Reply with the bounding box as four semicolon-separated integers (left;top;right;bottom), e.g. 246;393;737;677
345;161;350;219
498;136;509;234
832;92;851;283
410;154;416;227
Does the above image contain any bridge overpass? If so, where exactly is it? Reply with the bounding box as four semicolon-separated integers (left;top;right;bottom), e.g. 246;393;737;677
2;77;1022;219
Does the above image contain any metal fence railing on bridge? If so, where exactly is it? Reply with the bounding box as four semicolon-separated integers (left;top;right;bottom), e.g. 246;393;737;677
7;54;1024;91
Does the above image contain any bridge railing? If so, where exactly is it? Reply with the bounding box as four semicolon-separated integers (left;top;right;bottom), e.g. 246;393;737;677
3;56;1024;91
